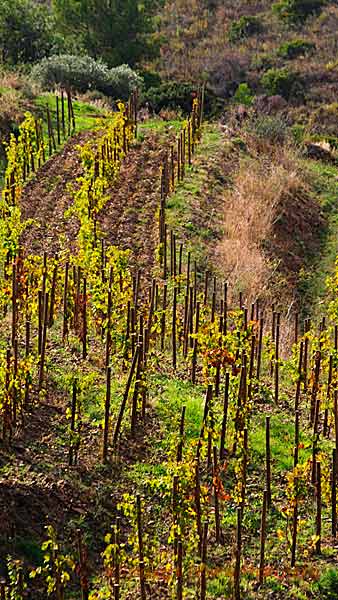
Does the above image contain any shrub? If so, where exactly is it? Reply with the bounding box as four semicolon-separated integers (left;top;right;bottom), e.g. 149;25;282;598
246;115;289;144
228;16;263;43
272;0;326;24
278;39;315;59
139;70;162;91
308;103;338;137
317;569;338;600
233;83;254;106
261;67;300;99
143;82;221;116
31;55;142;99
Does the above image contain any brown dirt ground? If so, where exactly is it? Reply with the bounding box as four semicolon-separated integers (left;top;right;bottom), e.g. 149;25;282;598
20;131;166;286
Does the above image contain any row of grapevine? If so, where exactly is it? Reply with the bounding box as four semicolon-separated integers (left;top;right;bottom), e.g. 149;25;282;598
0;91;337;599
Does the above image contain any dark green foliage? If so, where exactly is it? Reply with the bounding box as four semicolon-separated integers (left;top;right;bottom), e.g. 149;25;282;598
0;0;55;65
32;55;142;99
52;0;161;67
261;67;301;99
272;0;326;24
317;569;338;600
143;82;221;116
228;15;263;43
278;39;316;58
139;70;162;91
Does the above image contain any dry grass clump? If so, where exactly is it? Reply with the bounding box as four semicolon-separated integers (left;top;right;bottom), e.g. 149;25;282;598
217;146;306;307
0;70;39;99
0;89;26;129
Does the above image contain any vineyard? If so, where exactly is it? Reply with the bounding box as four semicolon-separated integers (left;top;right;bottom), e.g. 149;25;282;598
0;84;337;600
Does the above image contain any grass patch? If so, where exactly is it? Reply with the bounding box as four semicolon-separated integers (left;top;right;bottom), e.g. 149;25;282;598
298;159;338;313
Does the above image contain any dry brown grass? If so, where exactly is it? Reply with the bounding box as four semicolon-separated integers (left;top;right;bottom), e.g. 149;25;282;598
217;146;306;308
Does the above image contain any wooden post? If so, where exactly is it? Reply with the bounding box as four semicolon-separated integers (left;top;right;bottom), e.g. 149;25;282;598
38;292;49;391
136;495;147;600
24;320;30;409
56;95;61;145
234;507;242;600
213;446;221;543
69;381;77;467
82;277;87;359
332;448;337;537
220;373;230;460
49;263;58;327
266;416;271;509
172;287;177;370
258;489;267;584
63;263;69;342
102;367;111;463
113;347;139;447
294;410;300;469
177;405;186;463
316;462;321;554
177;539;183;600
274;314;280;405
291;478;298;567
200;522;208;600
61;90;66;138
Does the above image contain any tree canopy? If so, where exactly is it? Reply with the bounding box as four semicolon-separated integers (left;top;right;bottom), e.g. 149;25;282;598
0;0;54;65
52;0;161;67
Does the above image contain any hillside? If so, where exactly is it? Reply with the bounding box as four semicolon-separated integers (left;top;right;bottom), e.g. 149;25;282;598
157;0;338;109
0;2;338;600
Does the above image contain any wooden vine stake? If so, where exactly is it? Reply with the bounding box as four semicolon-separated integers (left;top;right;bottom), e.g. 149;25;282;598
291;477;298;567
82;277;87;359
258;489;267;585
136;495;147;600
177;539;183;600
266;416;272;509
234;507;242;600
38;292;49;391
102;367;111;463
316;461;321;554
200;522;208;600
332;448;337;537
220;372;230;460
77;529;89;600
113;346;139;448
69;380;78;467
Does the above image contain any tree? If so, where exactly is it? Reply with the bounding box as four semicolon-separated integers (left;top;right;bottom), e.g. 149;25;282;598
52;0;161;67
0;0;55;65
272;0;326;24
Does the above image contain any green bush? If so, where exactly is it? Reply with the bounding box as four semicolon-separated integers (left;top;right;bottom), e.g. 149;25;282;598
233;83;254;106
143;82;221;116
278;39;315;58
261;67;300;99
228;16;263;43
317;569;338;600
139;70;162;91
272;0;326;24
31;55;142;99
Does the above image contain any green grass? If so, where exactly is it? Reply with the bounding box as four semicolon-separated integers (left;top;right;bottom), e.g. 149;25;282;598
153;374;205;443
139;117;182;135
164;123;224;268
34;93;107;147
298;159;338;314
